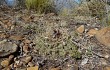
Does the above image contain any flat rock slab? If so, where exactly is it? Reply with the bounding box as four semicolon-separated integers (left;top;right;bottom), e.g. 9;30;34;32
0;40;18;57
95;27;110;48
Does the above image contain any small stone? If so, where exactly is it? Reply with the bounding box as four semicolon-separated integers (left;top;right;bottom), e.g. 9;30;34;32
2;66;11;70
104;66;110;70
6;20;12;27
66;66;78;70
87;29;98;37
0;39;7;44
22;16;30;22
1;59;10;67
100;58;107;65
2;19;9;23
81;58;88;65
16;68;26;70
10;64;13;69
14;63;18;68
105;55;109;59
0;33;7;38
50;68;61;70
28;62;34;67
23;45;29;53
9;55;14;60
9;35;24;41
21;56;32;64
76;25;84;33
95;27;110;48
23;39;31;44
27;66;38;70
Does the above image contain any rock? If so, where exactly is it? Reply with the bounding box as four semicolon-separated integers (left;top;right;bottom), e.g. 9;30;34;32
14;63;22;68
14;61;23;68
50;68;61;70
2;19;9;23
9;35;24;41
23;45;29;53
14;63;18;68
0;39;7;44
76;25;85;33
28;62;34;67
104;55;109;59
9;55;14;60
66;66;78;70
23;39;31;44
100;58;107;65
6;20;12;27
27;66;38;70
21;56;32;64
22;15;32;22
104;66;110;70
62;64;78;70
0;33;8;38
81;58;88;65
0;41;18;57
95;27;110;48
1;59;10;67
2;66;11;70
16;68;26;70
87;29;98;37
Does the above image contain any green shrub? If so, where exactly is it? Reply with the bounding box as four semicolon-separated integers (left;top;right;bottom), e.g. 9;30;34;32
25;0;55;13
87;0;106;19
72;2;90;16
72;0;109;26
73;0;106;17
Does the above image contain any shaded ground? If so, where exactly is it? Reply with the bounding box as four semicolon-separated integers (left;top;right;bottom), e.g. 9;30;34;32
0;6;110;70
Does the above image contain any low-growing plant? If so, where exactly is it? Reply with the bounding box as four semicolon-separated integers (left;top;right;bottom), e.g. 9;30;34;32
33;20;81;59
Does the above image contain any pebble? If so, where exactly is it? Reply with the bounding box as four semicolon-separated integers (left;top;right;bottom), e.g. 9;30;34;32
9;35;24;41
9;55;14;60
1;59;10;67
23;39;31;44
21;56;32;64
81;58;88;65
23;45;29;53
28;62;34;67
50;68;61;70
16;68;26;70
76;25;85;33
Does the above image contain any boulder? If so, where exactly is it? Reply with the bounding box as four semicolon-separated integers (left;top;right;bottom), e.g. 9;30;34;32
0;40;18;57
95;27;110;48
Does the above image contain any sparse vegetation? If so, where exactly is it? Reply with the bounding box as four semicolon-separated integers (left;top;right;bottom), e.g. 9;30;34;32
1;0;110;70
71;0;110;26
32;19;81;59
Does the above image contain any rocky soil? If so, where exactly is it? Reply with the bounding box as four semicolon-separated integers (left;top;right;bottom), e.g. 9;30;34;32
0;6;110;70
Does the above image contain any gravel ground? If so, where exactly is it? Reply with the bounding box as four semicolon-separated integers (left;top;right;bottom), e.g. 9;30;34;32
0;6;110;70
